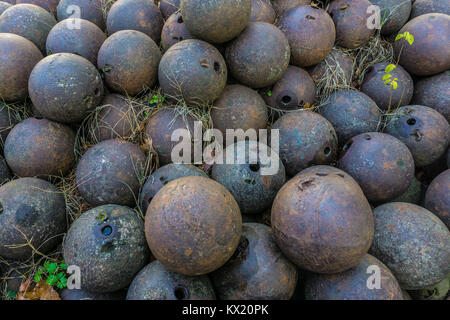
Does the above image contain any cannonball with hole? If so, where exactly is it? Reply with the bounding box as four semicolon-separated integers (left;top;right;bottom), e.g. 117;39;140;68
385;105;449;167
361;63;414;111
139;163;208;213
249;0;276;23
272;111;338;176
369;0;412;35
0;4;56;52
272;166;374;273
46;18;106;65
161;11;195;51
0;155;11;184
394;13;450;76
308;49;353;84
63;204;150;293
144;109;195;165
159;0;180;19
0;33;43;102
98;30;161;96
127;260;216;300
225;22;290;88
0;1;11;14
305;254;404;300
145;176;242;276
76;139;146;207
0;177;66;260
272;0;311;17
29;53;104;123
265;66;315;111
319;90;382;145
211;223;297;299
424;169;450;229
411;71;449;121
180;0;251;44
338;132;415;203
211;85;268;140
370;202;450;290
410;0;450;19
328;0;375;49
158;39;227;105
57;0;105;30
4;117;75;177
92;94;137;142
107;0;163;43
212;141;286;215
16;0;58;15
60;288;125;300
278;5;335;67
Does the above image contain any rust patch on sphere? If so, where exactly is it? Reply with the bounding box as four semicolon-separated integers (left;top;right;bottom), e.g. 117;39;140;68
271;167;374;273
0;33;43;102
159;0;180;19
98;30;161;96
57;0;105;30
250;0;276;24
180;0;251;44
29;53;104;123
145;176;242;276
161;12;195;51
4;117;75;177
424;169;450;229
225;22;290;88
272;0;311;17
158;39;227;105
76;139;146;207
338;132;415;203
16;0;59;15
394;13;450;76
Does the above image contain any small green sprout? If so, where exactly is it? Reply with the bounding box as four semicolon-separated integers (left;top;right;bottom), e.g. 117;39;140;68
149;94;165;105
382;64;398;89
395;31;415;45
34;260;68;290
266;91;272;97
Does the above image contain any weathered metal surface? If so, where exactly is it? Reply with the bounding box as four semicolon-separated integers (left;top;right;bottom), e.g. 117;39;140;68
424;169;450;229
16;0;59;15
308;49;353;84
369;0;412;35
63;204;150;293
385;105;449;167
161;11;195;51
249;0;276;24
127;260;216;300
76;139;146;206
4;117;75;177
370;202;450;290
145;176;242;276
410;0;450;19
29;53;104;123
272;0;311;17
271;167;374;273
0;1;11;14
0;177;66;260
57;0;105;30
392;176;423;205
159;0;180;19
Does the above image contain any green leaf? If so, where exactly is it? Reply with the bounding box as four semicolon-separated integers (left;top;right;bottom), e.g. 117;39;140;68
384;79;392;85
34;274;42;283
267;91;272;97
395;34;404;41
46;275;57;286
382;74;392;81
43;261;51;270
392;81;398;90
385;64;396;73
47;262;58;275
406;34;414;45
57;276;67;289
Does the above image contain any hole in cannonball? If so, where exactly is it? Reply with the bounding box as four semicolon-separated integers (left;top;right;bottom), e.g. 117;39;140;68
306;15;315;20
249;164;260;172
101;225;113;236
94;88;101;96
34;116;43;120
0;202;3;215
324;147;331;156
407;118;416;125
364;134;371;140
281;95;292;104
214;61;221;73
343;140;353;151
177;16;183;24
316;172;328;176
174;285;189;300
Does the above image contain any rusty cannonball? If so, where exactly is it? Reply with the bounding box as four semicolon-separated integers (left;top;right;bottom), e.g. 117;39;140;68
158;39;227;105
338;132;415;203
0;4;56;52
308;49;354;84
145;176;242;276
145;109;195;165
4;117;75;177
410;0;450;19
305;254;404;300
0;155;11;184
272;167;374;273
225;22;290;88
0;177;66;260
411;71;449;121
424;169;450;229
319;90;382;145
161;11;195;51
0;1;11;14
272;111;338;176
249;0;276;23
63;204;150;293
361;63;414;111
180;0;251;44
76;139;146;207
394;13;450;76
46;18;106;65
211;85;268;139
370;202;450;290
272;0;311;17
265;66;315;111
107;0;163;43
159;0;180;19
369;0;412;35
127;260;216;300
0;33;43;102
278;5;335;67
57;0;105;30
98;30;161;96
139;163;208;213
328;0;375;49
211;223;297;299
385;105;449;167
29;53;104;123
16;0;58;15
212;141;286;215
